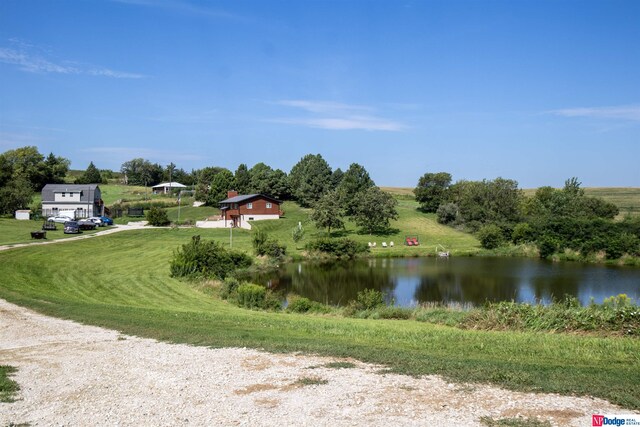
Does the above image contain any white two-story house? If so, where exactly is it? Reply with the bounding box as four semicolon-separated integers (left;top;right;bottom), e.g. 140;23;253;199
41;184;104;218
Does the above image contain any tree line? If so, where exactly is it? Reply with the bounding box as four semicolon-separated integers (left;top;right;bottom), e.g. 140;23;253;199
414;172;639;260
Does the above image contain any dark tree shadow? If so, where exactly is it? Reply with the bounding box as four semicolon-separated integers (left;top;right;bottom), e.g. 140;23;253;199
355;227;401;237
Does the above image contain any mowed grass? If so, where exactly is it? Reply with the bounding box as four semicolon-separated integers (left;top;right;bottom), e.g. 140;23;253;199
99;184;156;205
0;218;102;246
0;229;638;409
252;200;480;257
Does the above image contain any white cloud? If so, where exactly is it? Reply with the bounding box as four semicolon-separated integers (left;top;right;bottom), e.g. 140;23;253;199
271;99;407;132
0;45;144;79
275;100;373;114
550;105;640;121
270;116;405;132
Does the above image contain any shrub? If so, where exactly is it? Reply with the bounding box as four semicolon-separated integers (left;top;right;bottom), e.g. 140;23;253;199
146;206;170;226
220;277;240;300
512;222;534;244
436;202;459;225
477;224;505;249
252;230;268;254
286;294;328;313
235;283;282;311
462;295;639;336
253;230;287;259
236;283;266;309
287;295;313;313
305;238;369;259
537;235;559;259
170;235;252;279
376;306;412;320
353;289;385;310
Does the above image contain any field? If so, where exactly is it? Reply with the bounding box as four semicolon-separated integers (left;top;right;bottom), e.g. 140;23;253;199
385;186;640;217
0;229;638;409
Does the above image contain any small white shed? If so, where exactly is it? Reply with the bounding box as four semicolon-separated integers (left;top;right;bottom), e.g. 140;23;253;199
15;210;31;220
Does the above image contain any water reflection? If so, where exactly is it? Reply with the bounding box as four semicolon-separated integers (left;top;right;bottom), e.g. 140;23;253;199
246;257;640;307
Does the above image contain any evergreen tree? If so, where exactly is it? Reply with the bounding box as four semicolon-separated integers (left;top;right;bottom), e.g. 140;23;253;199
206;169;235;206
336;163;375;215
289;154;333;207
75;161;103;184
234;164;252;194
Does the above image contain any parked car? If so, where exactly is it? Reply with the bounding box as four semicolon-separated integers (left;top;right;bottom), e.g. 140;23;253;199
48;215;74;224
78;219;97;230
63;221;81;234
99;216;114;226
87;217;104;226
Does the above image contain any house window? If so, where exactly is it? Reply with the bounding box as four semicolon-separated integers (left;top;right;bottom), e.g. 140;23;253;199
247;203;253;209
61;192;66;197
266;202;272;209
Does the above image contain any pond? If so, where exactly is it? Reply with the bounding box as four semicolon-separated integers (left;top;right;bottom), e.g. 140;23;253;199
245;257;640;307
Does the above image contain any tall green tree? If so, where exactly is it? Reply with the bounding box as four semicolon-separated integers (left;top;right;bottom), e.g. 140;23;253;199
414;172;452;213
75;161;104;184
234;164;252;194
249;162;274;195
0;177;33;214
42;153;70;186
447;177;522;230
120;158;163;186
2;146;68;190
336;163;375;215
289;154;333;207
310;190;345;235
351;187;398;233
206;169;235;206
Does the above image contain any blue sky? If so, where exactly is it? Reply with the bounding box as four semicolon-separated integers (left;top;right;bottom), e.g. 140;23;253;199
1;0;638;188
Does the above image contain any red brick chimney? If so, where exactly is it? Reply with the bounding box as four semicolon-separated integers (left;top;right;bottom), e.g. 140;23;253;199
227;190;238;198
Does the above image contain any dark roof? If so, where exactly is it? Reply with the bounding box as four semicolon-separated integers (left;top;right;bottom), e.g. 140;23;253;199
218;194;281;204
41;184;100;203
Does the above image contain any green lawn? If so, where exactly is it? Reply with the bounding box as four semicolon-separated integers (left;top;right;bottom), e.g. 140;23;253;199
0;229;637;409
99;184;161;205
0;218;102;246
253;200;480;257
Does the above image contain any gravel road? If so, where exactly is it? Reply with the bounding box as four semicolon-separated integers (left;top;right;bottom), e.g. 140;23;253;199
0;299;635;426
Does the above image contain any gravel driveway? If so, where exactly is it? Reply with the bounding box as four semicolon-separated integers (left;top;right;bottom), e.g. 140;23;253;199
0;299;634;426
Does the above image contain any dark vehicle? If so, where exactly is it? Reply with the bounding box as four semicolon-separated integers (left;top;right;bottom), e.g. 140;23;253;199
78;219;97;230
63;221;81;234
99;216;114;226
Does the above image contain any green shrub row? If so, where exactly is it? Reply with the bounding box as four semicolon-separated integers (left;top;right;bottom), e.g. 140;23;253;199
462;294;639;336
217;282;639;337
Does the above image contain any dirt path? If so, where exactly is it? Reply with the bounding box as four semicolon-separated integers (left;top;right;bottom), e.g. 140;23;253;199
1;300;634;426
0;223;149;252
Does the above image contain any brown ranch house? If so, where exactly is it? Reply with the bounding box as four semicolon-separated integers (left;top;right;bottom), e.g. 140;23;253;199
219;191;282;228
